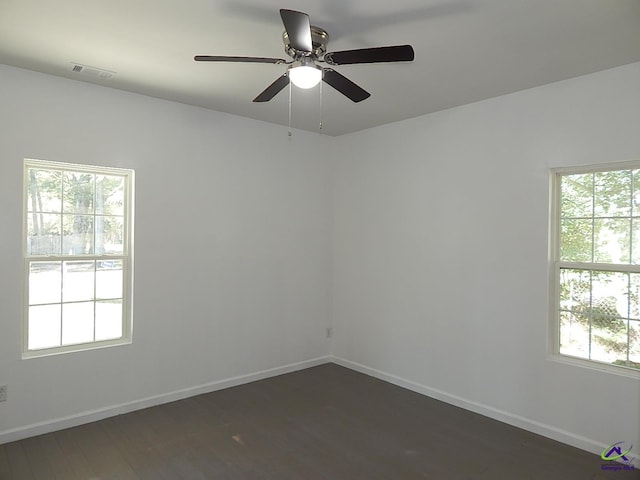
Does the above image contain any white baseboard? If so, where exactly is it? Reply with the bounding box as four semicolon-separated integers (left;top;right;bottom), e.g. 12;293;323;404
331;356;607;457
0;354;610;457
0;355;331;445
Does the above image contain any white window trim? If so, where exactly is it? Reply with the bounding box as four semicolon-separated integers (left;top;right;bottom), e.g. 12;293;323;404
549;159;640;379
22;159;134;359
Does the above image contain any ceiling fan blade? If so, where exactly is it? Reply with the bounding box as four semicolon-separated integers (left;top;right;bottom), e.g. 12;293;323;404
280;9;312;52
195;55;287;64
324;45;415;65
253;73;290;102
322;69;370;103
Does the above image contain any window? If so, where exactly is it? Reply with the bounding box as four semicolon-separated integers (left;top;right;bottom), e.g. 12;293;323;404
552;162;640;373
23;159;134;357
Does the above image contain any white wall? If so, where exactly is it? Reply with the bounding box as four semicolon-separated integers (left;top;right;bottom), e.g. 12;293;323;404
331;62;640;454
2;61;639;455
0;65;332;441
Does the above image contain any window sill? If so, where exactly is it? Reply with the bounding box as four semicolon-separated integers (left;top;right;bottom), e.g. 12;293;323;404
22;338;132;360
548;353;640;380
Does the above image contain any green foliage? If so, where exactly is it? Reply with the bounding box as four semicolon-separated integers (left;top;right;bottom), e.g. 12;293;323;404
612;359;640;369
561;173;592;218
560;219;592;262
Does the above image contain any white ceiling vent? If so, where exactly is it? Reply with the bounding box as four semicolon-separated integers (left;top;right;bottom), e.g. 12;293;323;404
70;63;115;79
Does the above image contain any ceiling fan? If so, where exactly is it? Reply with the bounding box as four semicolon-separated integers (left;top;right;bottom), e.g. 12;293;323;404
195;9;415;103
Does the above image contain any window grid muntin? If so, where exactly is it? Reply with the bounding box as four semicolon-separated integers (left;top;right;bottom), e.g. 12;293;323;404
23;159;133;356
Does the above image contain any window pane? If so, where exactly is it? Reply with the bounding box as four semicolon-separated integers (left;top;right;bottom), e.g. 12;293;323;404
590;317;628;364
62;302;94;345
29;262;61;305
27;213;61;255
630;274;640;320
632;219;640;265
62;214;94;255
560;219;593;262
96;300;123;341
561;173;593;218
591;271;628;318
96;175;124;216
64;172;94;214
594;218;631;264
594;170;632;217
96;260;123;299
62;261;95;302
559;269;590;312
95;216;124;255
28;304;61;349
629;320;640;366
559;311;589;359
634;169;640;211
27;169;62;213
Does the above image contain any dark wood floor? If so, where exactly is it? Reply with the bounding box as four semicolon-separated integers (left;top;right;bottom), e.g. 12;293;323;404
0;363;637;479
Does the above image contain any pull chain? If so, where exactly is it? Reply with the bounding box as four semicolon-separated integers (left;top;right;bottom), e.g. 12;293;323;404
288;74;292;137
319;70;323;132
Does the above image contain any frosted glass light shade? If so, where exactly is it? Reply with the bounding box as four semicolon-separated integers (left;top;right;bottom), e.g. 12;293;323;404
289;65;322;89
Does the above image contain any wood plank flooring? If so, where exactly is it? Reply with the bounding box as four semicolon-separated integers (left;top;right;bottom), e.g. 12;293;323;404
1;363;637;479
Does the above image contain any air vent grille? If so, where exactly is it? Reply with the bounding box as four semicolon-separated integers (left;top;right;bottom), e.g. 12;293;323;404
70;63;115;79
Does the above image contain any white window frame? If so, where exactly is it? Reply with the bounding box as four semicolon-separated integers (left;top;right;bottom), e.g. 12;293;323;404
550;160;640;378
23;159;134;358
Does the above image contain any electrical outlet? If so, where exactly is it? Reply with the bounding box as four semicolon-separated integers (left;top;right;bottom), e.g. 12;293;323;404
326;327;333;339
0;385;6;402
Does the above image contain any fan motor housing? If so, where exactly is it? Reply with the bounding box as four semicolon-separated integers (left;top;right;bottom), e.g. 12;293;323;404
283;26;329;59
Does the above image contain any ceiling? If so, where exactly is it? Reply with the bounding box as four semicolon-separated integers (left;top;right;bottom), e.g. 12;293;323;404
1;0;639;136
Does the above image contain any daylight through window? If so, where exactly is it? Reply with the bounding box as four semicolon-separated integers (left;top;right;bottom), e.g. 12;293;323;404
23;159;134;357
554;163;640;372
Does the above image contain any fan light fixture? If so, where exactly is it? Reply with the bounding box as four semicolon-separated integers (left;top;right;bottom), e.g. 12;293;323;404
289;63;322;89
